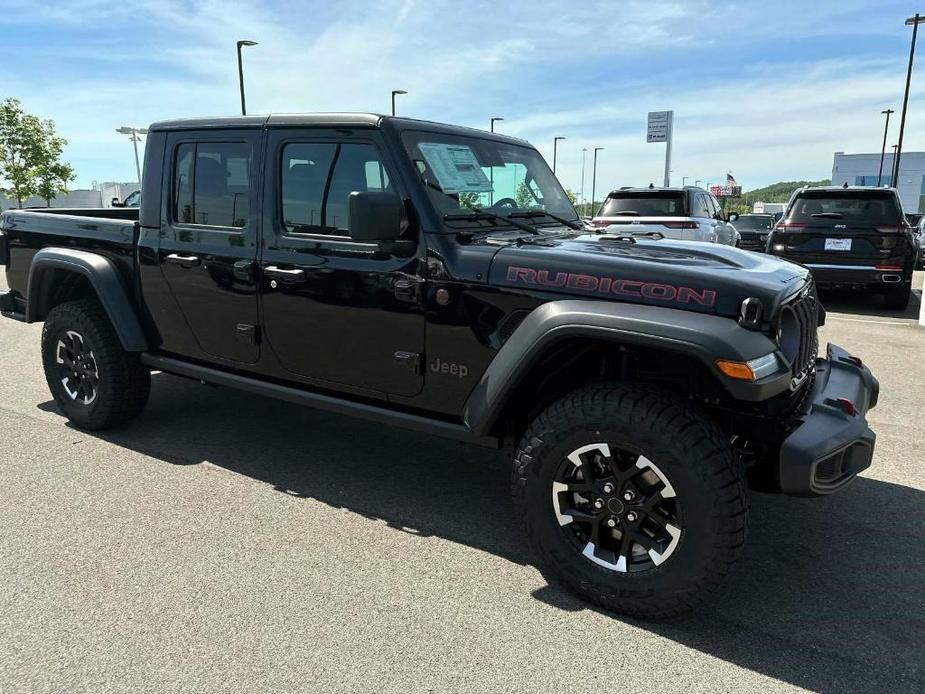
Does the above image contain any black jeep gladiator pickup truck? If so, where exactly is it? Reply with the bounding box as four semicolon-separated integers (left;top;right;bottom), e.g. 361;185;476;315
0;114;879;617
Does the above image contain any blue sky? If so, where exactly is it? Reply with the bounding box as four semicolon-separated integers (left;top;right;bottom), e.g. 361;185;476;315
1;0;923;197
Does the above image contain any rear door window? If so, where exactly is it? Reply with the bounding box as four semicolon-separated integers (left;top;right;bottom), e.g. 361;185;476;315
173;141;251;227
788;191;903;224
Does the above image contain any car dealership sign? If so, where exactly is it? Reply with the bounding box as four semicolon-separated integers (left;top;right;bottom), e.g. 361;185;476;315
646;111;671;143
709;185;742;198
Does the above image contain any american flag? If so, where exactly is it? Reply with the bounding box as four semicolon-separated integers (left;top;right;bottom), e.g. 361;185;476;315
726;173;738;186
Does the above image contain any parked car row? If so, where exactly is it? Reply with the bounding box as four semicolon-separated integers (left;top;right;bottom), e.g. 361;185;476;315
590;183;919;310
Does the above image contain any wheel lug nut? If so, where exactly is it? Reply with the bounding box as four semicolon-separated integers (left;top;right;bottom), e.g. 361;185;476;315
626;511;638;522
593;499;604;510
606;518;617;528
602;483;614;494
623;491;634;501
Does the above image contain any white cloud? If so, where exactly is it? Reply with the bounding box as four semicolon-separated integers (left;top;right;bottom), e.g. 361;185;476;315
1;0;922;194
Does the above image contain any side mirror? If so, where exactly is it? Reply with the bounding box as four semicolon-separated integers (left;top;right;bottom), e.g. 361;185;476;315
348;191;407;242
727;212;739;222
111;197;124;207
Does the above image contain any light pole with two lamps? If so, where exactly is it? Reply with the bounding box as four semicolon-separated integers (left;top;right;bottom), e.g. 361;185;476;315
115;126;148;184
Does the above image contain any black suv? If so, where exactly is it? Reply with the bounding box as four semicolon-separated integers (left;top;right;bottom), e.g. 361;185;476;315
0;114;879;618
730;213;774;252
767;186;916;308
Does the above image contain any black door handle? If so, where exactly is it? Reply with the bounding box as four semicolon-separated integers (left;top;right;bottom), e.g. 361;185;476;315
264;265;306;282
164;253;201;268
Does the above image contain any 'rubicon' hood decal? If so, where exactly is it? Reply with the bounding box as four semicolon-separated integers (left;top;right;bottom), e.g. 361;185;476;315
488;234;808;319
506;266;716;307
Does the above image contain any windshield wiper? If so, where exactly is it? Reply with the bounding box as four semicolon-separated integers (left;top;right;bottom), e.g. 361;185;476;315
810;212;844;219
443;208;541;234
611;210;640;216
508;209;583;230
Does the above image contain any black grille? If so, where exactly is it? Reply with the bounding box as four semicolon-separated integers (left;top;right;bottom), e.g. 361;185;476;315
782;281;820;382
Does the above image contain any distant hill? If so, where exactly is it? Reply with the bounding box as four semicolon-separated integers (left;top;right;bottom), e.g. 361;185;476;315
744;179;831;203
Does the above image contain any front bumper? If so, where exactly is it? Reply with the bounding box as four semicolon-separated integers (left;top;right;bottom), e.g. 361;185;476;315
779;343;879;497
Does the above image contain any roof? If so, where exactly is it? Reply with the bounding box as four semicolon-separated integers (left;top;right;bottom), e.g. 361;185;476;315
607;186;704;195
796;185;898;193
147;112;530;145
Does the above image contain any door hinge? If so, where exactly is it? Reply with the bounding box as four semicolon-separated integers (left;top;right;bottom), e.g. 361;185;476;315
394;277;423;303
394;351;422;375
236;323;260;345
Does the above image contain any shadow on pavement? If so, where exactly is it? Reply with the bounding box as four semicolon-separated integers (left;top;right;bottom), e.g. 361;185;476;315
45;373;925;692
818;283;921;319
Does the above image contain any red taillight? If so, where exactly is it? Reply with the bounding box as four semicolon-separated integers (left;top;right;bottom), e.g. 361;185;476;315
591;219;611;228
774;223;806;231
875;225;901;233
875;265;903;270
662;221;698;229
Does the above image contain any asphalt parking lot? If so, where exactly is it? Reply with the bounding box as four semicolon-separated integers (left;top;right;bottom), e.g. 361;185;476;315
1;273;923;693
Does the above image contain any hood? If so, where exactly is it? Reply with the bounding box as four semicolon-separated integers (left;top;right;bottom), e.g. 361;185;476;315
487;232;808;320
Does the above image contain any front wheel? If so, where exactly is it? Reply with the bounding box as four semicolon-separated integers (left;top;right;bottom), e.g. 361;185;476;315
513;383;747;618
42;298;150;430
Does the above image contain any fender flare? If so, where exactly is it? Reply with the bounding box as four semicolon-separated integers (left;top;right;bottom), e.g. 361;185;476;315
463;299;787;437
26;247;148;352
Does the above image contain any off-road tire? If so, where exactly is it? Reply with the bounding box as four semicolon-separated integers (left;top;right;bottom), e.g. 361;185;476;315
513;383;747;619
883;282;911;311
41;298;150;430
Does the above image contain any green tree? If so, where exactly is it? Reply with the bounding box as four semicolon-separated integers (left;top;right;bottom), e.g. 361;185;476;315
515;181;533;208
0;98;43;207
458;191;481;209
564;189;577;205
34;119;74;207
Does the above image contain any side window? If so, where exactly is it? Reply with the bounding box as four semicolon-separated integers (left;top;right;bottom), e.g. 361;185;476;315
281;143;337;232
692;194;709;219
173;141;251;227
280;142;390;236
174;144;194;223
709;195;723;219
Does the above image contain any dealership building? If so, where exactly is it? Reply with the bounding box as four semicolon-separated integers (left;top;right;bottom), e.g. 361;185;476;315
831;151;925;213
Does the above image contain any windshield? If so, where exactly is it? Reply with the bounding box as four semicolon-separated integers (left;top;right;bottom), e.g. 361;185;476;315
401;130;578;227
788;191;903;224
734;215;773;230
599;192;686;217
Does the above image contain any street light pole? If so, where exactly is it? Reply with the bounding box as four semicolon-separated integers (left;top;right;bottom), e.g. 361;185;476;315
878;108;895;186
552;136;566;174
391;89;407;116
891;144;899;187
893;14;923;186
682;176;689;186
580;148;587;210
236;40;258;116
591;147;604;217
116;127;149;184
490;117;504;133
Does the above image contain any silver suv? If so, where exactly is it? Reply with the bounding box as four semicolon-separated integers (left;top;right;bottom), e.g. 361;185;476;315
592;186;739;246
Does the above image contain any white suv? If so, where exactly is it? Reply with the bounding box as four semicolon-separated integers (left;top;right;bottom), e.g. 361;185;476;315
592;186;739;246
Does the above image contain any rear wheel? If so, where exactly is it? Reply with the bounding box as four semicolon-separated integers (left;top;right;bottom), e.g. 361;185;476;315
42;299;150;430
513;383;747;618
884;282;911;310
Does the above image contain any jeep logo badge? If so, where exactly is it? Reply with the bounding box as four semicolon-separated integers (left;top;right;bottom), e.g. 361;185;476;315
429;357;468;379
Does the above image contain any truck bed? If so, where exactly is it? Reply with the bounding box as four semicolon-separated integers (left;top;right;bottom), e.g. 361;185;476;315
1;208;139;303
